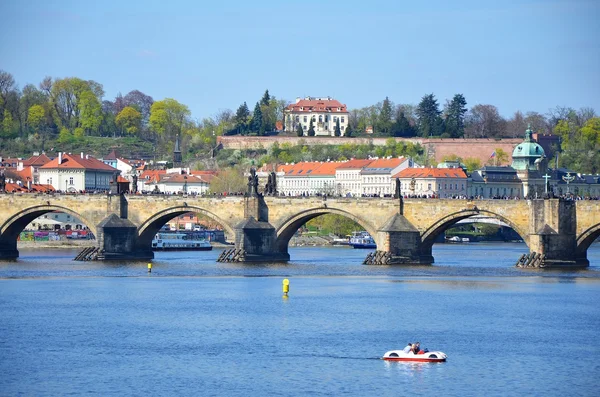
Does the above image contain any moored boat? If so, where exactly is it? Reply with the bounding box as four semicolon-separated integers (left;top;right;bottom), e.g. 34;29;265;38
382;350;447;362
152;232;212;251
349;231;376;249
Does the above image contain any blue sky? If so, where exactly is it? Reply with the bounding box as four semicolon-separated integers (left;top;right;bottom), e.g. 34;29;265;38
1;0;598;119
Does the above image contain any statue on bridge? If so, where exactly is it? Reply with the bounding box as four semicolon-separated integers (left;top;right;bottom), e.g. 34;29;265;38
0;169;6;193
247;167;260;197
131;172;138;194
264;172;278;196
394;177;401;199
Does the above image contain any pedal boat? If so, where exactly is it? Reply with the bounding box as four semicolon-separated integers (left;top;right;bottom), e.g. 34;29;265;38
382;350;447;362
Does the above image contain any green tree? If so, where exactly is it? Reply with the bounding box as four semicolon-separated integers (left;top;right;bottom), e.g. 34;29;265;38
27;104;45;132
334;118;341;136
1;109;14;137
149;98;191;142
78;90;102;135
416;93;443;137
208;167;247;194
444;94;467;138
463;157;482;173
556;117;600;174
260;89;270;106
296;123;304;137
234;102;250;135
307;119;315;136
376;96;393;135
487;148;509;166
344;123;352;137
116;106;142;135
251;102;264;135
391;112;415;137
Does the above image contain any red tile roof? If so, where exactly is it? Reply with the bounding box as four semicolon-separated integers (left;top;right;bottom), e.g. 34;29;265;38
394;168;467;179
365;157;406;169
335;159;374;170
22;153;52;167
41;153;118;172
311;162;343;176
140;170;166;183
286;98;348;113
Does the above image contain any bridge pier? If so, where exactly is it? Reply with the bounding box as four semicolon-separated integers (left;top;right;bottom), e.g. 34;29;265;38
527;199;587;268
95;213;154;261
0;238;18;260
367;213;432;265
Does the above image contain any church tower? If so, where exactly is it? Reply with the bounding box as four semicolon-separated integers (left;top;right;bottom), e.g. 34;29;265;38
173;134;182;167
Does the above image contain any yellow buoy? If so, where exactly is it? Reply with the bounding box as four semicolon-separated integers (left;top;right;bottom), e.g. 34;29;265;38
282;278;290;296
147;263;152;273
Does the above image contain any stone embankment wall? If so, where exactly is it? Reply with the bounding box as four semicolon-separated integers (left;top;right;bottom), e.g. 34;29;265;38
217;136;522;164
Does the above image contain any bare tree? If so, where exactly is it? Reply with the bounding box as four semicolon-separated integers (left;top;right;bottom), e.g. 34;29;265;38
464;104;506;138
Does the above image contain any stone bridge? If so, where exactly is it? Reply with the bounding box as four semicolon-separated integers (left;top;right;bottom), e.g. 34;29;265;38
0;193;598;267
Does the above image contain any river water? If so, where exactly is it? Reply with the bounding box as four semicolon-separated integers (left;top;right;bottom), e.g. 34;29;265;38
1;243;599;396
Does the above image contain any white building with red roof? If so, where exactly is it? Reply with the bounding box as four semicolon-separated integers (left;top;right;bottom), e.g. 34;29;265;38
394;167;468;198
284;96;349;136
39;152;119;192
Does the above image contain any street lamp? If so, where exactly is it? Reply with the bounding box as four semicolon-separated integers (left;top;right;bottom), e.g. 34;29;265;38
183;175;188;195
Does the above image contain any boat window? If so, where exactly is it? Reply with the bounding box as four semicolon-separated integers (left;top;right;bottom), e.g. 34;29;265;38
389;352;399;357
429;354;438;359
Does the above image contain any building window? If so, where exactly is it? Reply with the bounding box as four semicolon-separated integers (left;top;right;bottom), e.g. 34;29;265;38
428;183;432;190
295;116;299;122
341;117;345;123
304;116;307;122
69;177;74;185
319;115;323;122
341;126;344;130
325;115;329;122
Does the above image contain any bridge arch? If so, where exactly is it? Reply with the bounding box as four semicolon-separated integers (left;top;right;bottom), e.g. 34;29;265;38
420;209;529;250
136;206;236;248
274;208;377;253
0;204;98;238
576;223;600;258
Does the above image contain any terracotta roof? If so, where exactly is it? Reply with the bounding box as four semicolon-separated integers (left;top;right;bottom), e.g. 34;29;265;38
0;157;20;167
117;176;129;183
335;159;373;170
139;170;166;183
311;162;343;176
22;153;52;167
394;167;467;179
30;184;55;192
104;149;121;160
41;153;118;172
14;168;32;182
364;157;406;169
286;98;348;113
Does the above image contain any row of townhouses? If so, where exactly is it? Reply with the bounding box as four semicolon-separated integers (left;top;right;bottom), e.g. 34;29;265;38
257;128;600;199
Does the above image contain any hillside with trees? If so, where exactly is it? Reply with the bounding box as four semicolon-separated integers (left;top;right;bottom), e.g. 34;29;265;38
0;69;598;173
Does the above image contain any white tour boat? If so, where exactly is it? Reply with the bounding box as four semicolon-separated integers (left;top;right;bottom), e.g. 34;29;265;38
152;232;212;251
382;350;447;362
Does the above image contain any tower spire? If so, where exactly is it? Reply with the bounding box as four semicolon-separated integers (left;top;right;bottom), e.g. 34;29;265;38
173;134;182;167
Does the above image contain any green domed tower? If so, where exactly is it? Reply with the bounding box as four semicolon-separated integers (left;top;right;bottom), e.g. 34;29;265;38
511;126;545;171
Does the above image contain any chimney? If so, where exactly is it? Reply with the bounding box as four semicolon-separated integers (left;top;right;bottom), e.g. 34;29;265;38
86;154;89;160
81;152;84;159
27;179;31;190
58;152;63;164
